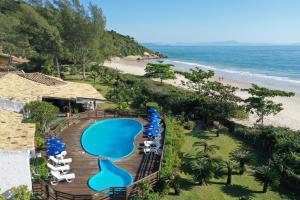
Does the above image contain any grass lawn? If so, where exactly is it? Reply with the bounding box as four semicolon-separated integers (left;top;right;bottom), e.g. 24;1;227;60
166;129;295;200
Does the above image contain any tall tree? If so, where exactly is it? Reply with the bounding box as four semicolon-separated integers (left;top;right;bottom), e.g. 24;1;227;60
243;84;294;126
181;67;214;93
17;3;63;76
254;165;279;193
224;160;234;185
230;148;251;175
145;63;176;85
57;1;106;79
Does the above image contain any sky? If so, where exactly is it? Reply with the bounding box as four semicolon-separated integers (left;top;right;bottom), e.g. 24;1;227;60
82;0;300;44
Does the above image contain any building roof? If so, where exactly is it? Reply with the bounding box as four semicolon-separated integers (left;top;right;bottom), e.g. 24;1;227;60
0;109;35;150
0;72;106;103
0;53;30;63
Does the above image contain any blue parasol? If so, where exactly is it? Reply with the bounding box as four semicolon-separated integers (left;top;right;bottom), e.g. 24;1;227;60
148;113;160;118
46;145;65;156
144;129;160;136
144;123;161;129
45;137;63;146
147;107;158;113
147;117;161;122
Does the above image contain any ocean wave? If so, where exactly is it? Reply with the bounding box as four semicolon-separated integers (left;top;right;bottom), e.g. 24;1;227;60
165;59;300;85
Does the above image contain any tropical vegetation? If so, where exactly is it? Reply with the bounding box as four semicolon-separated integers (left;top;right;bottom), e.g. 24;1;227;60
0;0;152;78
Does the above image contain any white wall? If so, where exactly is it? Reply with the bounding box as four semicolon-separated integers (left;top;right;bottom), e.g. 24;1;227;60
0;150;32;195
0;99;24;113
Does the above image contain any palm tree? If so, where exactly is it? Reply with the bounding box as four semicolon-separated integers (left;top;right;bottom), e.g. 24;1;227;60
254;165;278;193
168;173;181;195
89;71;98;86
193;141;219;154
224;160;234;185
189;156;222;185
230;148;251;175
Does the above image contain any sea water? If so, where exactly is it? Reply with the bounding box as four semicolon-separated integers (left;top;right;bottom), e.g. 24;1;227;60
145;44;300;93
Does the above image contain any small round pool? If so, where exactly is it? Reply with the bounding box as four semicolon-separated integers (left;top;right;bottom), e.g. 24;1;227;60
81;118;143;160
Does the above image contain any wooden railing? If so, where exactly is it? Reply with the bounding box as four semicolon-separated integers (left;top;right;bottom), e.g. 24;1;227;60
33;110;165;200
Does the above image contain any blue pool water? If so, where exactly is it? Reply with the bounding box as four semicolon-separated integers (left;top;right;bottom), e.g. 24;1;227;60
88;160;133;191
81;118;143;191
81;118;143;160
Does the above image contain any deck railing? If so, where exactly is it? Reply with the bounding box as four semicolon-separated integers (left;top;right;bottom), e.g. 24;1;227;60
33;110;166;200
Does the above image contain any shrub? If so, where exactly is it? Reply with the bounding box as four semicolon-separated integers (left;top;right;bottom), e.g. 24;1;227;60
184;120;196;130
11;185;32;200
35;136;44;151
160;116;185;194
30;157;48;181
217;127;229;136
24;101;59;130
146;101;159;109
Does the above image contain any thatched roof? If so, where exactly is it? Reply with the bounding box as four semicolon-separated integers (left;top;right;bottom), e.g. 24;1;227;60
0;73;106;103
0;109;35;150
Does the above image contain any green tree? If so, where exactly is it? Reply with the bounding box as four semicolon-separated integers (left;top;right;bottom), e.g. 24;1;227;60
57;1;106;79
145;63;176;85
181;67;214;93
193;140;219;154
201;81;242;123
224;160;234;185
243;84;294;126
107;80;134;111
189;156;222;185
230;148;251;175
132;180;159;200
254;165;279;193
17;3;63;76
24;101;59;130
11;185;31;200
89;71;98;86
30;157;48;181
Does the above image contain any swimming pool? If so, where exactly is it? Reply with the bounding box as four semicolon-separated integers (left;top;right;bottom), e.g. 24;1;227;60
88;160;133;192
81;118;143;191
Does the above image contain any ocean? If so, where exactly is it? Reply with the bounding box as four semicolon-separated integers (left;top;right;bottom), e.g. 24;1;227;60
145;44;300;93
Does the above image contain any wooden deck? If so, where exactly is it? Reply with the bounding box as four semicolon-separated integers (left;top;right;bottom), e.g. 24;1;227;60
50;117;159;195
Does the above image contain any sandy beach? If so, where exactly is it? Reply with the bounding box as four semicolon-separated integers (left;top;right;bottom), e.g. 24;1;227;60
104;57;300;130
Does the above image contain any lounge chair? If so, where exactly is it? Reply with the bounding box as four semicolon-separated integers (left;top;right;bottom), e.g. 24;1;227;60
47;163;70;174
143;146;161;155
49;156;72;166
55;151;67;159
50;171;75;185
144;138;161;147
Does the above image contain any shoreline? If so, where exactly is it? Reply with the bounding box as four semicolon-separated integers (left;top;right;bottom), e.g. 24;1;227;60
104;57;300;130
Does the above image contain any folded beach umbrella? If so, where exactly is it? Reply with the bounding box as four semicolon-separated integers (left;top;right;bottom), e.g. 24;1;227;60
147;118;161;123
144;123;161;129
144;129;160;136
149;113;160;118
45;137;63;146
147;107;158;113
46;143;66;151
46;145;65;156
147;116;161;120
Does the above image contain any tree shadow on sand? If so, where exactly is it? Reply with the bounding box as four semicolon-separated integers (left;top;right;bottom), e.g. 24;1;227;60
221;184;260;198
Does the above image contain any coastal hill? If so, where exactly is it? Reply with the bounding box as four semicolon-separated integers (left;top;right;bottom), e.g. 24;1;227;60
0;0;155;75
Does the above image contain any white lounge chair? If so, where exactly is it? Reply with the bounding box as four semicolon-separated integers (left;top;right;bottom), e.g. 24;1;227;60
143;146;161;155
55;151;67;159
144;139;161;147
47;163;70;174
49;156;72;166
50;171;75;185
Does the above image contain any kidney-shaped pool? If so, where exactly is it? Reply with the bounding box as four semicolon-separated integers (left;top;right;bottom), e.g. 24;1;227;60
81;118;143;191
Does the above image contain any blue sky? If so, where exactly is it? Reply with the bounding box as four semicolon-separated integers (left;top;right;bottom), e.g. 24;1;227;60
82;0;300;44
